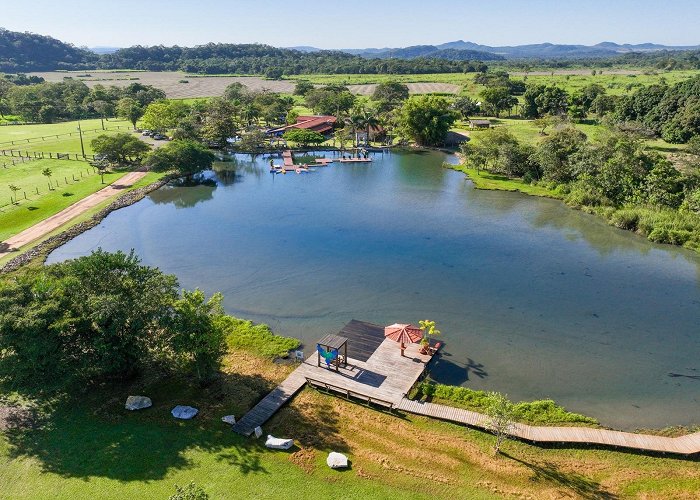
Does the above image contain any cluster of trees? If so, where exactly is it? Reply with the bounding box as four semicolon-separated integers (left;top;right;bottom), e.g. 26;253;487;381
102;44;488;75
0;78;165;123
0;250;228;388
462;126;700;246
613;75;700;143
0;28;97;72
0;30;491;75
471;72;700;146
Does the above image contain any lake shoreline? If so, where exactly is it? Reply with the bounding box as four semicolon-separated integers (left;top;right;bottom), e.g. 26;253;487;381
445;156;700;254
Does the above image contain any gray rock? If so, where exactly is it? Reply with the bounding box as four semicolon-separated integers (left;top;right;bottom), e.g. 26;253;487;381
326;451;348;469
125;396;152;411
221;415;236;425
171;405;198;420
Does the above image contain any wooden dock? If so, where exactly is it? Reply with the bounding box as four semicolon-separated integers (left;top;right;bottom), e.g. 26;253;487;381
232;319;700;455
232;320;432;436
396;399;700;455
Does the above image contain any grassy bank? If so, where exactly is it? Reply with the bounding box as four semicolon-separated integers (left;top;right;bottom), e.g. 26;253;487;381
447;163;700;253
411;382;598;427
1;325;698;499
446;163;562;198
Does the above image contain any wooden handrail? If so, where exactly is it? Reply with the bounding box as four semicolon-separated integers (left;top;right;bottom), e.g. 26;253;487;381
305;376;395;409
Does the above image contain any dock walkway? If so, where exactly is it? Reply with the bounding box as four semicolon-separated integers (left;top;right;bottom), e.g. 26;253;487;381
232;320;700;455
396;398;700;455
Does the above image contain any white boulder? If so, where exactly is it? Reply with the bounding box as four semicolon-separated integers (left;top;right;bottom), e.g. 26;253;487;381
254;426;263;438
171;405;198;420
125;396;152;411
265;435;294;450
326;451;349;469
221;415;236;425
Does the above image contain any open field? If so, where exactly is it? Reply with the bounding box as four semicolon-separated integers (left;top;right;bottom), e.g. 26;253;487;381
0;170;163;267
30;71;463;98
0;158;131;241
0;118;133;155
0;342;698;499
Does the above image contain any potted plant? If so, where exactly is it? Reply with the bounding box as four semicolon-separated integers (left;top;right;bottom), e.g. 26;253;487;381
418;320;440;354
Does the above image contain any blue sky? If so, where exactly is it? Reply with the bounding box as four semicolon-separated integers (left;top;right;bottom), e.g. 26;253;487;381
1;0;698;48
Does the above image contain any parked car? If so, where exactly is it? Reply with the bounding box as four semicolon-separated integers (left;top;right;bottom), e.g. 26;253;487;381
153;134;167;140
142;130;151;136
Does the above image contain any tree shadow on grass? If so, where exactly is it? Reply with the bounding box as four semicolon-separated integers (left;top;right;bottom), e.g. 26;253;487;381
501;452;618;499
3;369;345;482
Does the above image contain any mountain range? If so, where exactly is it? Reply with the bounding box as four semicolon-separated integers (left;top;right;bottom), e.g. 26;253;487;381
289;40;700;60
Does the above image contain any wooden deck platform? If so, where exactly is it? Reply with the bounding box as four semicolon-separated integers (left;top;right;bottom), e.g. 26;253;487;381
232;321;432;436
232;319;700;455
396;399;700;455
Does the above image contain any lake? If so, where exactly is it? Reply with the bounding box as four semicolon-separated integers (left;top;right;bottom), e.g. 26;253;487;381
47;150;700;429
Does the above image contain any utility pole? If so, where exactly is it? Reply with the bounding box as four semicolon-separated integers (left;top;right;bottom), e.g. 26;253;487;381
78;121;86;158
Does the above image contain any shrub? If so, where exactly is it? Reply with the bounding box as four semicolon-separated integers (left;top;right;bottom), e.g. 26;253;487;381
415;382;598;426
222;317;299;358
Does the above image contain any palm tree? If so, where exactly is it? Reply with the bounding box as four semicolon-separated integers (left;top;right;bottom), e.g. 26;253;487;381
347;114;366;148
361;110;380;147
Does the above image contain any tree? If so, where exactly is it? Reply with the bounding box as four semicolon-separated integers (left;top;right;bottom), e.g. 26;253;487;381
41;167;53;191
533;115;553;135
116;97;144;129
484;392;515;454
238;129;268;154
535;127;588;182
688;135;700;156
371;81;409;112
223;82;247;102
0;250;180;385
91;133;150;164
418;319;440;350
141;100;190;132
479;87;517;117
169;289;227;383
264;67;283;80
644;161;685;208
8;184;20;204
293;80;314;96
305;86;355;116
334;127;352;150
398;95;455;146
147;140;215;176
453;96;480;120
283;128;326;147
200;98;237;147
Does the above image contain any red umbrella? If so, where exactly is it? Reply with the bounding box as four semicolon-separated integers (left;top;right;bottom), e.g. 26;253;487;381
384;323;423;356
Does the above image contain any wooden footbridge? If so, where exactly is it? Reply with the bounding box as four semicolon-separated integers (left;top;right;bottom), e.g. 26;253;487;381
232;320;700;456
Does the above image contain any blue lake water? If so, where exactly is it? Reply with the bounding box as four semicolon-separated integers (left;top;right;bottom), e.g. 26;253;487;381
47;150;700;429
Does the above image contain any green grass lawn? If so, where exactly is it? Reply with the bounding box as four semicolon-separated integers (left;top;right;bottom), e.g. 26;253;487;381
0;158;131;241
447;163;561;198
0;118;133;154
0;170;164;266
0;342;698;499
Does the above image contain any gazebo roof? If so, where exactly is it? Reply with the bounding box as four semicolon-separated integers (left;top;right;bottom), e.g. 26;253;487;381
317;334;348;350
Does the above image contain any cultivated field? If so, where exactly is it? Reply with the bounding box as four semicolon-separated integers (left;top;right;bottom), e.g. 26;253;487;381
29;71;461;98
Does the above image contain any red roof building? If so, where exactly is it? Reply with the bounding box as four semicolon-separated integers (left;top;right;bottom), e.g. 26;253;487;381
268;115;338;136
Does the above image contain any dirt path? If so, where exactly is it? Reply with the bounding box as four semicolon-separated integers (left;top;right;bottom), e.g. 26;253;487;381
0;170;147;258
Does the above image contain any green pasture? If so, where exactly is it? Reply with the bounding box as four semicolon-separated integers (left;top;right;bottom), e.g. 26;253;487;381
0;158;130;241
0;118;133;154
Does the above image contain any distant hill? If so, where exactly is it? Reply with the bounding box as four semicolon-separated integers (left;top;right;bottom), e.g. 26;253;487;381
0;28;97;71
297;39;700;60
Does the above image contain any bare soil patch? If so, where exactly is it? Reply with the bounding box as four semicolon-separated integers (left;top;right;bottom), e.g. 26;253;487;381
30;71;461;98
